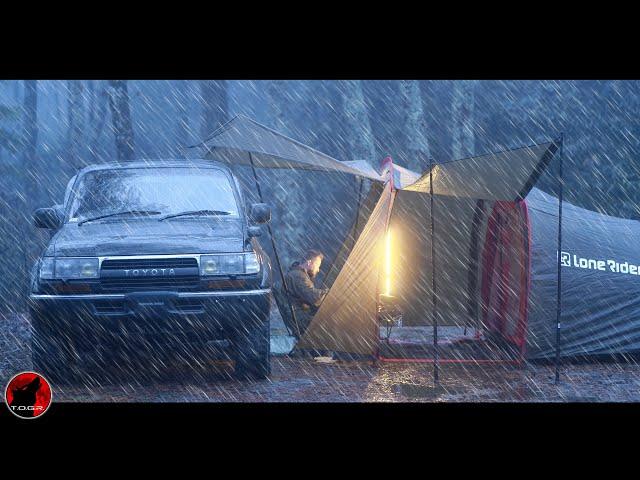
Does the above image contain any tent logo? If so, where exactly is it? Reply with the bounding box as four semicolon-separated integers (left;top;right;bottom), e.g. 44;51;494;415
560;251;640;276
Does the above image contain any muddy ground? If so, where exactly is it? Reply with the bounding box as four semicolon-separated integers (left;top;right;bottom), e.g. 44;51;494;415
2;312;640;402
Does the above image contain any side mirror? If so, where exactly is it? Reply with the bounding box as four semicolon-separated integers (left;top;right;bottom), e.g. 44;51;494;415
247;225;262;238
33;207;62;230
249;203;271;224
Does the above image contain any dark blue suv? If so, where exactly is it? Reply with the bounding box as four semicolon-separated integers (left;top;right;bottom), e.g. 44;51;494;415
29;159;273;383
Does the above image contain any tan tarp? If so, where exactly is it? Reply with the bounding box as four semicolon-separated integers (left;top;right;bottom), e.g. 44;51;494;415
190;114;384;182
323;181;385;288
187;116;560;356
404;142;557;201
342;160;383;182
296;183;394;355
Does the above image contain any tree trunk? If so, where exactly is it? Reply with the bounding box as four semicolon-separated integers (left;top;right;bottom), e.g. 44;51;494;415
452;80;476;160
22;80;38;306
55;84;63;127
87;80;97;127
107;80;135;161
13;80;21;100
266;80;290;136
88;81;109;163
400;80;430;171
199;80;228;140
68;80;85;169
264;80;307;259
23;81;38;214
340;80;376;162
175;81;191;154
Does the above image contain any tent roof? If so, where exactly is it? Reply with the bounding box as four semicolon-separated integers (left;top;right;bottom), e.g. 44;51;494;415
189;114;384;181
403;141;559;201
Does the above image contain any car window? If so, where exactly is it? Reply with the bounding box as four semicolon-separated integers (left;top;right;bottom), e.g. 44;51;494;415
63;174;77;208
68;167;239;221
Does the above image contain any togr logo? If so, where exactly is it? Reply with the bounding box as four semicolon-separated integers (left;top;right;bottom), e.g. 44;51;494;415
4;371;52;419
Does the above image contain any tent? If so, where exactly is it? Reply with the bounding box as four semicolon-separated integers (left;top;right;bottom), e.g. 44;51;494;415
295;143;563;364
192;116;628;381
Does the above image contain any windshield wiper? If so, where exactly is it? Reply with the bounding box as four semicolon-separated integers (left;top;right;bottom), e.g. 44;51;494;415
159;210;232;221
78;210;162;226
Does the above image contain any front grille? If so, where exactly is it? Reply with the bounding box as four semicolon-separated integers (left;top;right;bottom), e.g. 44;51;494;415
101;258;198;270
100;257;199;291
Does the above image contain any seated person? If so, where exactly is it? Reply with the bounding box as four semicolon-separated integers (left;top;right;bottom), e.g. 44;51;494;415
285;249;329;338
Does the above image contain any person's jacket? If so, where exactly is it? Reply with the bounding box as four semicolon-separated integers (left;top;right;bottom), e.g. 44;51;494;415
285;262;327;310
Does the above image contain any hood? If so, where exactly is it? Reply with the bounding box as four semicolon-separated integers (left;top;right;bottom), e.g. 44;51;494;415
46;218;245;257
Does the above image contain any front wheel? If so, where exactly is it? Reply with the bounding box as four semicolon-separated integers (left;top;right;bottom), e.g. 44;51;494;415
30;313;80;386
232;315;271;380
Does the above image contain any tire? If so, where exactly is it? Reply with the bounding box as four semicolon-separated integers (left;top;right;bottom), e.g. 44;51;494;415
232;314;271;380
30;312;79;386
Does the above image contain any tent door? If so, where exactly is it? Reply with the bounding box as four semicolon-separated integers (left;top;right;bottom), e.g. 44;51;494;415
480;201;530;354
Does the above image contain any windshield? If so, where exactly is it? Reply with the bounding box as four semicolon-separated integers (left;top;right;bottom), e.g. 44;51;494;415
68;167;239;222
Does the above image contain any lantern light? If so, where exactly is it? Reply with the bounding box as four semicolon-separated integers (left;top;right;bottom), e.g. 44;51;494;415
385;228;392;295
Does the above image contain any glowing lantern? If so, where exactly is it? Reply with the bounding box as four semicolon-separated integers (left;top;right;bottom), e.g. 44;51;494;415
385;228;392;296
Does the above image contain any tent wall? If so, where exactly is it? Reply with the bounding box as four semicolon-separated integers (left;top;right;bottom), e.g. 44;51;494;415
388;190;489;328
525;187;640;359
296;184;394;356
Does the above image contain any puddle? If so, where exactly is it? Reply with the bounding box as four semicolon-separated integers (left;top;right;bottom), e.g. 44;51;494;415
394;382;448;399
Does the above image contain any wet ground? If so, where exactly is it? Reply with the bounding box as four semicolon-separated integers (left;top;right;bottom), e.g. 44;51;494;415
2;311;640;402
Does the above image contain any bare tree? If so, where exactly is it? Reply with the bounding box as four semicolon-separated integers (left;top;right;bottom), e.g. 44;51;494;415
199;80;228;140
107;80;135;161
22;81;38;213
452;80;477;159
340;80;376;162
266;80;290;135
264;80;308;257
12;80;20;100
88;81;109;163
21;80;38;304
67;80;85;168
175;81;191;154
87;80;97;127
400;80;430;171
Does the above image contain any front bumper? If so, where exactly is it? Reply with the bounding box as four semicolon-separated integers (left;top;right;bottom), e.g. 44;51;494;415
29;289;271;353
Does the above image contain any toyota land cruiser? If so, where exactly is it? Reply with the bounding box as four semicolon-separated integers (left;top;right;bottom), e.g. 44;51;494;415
28;160;273;383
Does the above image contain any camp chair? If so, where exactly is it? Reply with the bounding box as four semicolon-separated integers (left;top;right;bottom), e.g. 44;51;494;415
272;281;303;338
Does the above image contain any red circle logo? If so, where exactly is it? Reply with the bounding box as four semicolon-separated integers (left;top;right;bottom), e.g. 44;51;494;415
5;372;52;419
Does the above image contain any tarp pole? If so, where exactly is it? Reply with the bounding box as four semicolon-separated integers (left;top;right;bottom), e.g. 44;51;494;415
554;134;564;384
248;152;301;339
429;157;439;386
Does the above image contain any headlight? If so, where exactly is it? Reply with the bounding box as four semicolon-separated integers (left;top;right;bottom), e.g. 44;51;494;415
200;253;260;276
39;257;99;280
38;258;55;280
244;252;260;274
